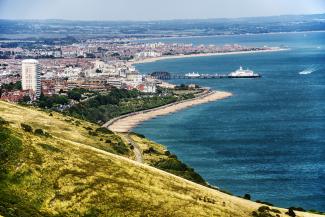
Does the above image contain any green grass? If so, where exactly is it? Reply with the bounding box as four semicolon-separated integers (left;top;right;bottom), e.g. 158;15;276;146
0;101;322;217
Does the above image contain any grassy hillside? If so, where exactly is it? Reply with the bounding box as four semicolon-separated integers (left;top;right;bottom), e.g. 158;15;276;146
0;101;322;217
126;132;207;185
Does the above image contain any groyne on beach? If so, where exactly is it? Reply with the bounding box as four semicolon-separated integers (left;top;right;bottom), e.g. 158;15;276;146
104;90;232;132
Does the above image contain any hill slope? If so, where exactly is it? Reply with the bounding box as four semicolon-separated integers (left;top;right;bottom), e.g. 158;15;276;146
0;101;321;217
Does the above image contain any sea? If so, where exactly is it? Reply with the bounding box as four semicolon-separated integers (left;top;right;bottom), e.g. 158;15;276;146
134;32;325;211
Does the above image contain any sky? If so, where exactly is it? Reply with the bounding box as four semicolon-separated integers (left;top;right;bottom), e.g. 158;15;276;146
0;0;325;21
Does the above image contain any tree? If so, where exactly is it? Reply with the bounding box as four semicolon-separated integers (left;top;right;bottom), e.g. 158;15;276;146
67;90;82;101
19;95;31;103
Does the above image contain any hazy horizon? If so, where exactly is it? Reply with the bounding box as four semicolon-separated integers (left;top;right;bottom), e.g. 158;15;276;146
1;12;325;22
1;0;325;21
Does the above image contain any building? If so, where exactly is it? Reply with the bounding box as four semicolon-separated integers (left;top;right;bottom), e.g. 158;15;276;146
0;90;35;102
21;59;41;98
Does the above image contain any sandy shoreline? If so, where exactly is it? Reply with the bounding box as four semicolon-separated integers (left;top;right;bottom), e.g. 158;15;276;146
104;91;232;132
109;47;285;132
130;48;288;64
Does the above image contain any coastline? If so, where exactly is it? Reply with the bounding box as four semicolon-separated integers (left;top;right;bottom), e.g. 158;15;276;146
130;48;289;64
132;30;325;42
105;90;232;132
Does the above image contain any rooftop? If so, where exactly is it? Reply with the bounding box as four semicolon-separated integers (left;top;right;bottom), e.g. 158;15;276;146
22;59;39;64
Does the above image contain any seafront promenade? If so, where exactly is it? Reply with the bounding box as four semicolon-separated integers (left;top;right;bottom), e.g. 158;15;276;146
104;90;232;132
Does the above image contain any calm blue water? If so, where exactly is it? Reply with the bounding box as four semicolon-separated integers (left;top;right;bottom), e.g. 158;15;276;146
134;32;325;211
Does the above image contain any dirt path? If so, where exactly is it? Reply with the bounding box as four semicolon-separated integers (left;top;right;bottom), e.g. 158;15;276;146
124;133;144;163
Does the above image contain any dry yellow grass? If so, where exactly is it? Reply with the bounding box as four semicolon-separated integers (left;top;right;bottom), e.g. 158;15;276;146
0;100;322;217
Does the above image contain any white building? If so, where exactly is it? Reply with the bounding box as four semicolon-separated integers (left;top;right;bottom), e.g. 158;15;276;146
21;59;41;98
142;81;157;93
135;51;162;59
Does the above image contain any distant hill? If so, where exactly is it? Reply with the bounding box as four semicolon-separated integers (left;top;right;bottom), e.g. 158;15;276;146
0;13;325;40
0;100;323;217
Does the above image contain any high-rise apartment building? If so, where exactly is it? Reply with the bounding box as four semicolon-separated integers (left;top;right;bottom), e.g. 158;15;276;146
21;59;41;98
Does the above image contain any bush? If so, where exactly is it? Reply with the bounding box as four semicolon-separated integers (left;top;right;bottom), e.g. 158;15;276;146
34;129;44;135
143;147;157;154
95;127;113;134
34;129;50;137
258;206;270;213
112;141;129;155
155;158;187;171
164;150;171;156
21;123;33;132
244;193;251;200
88;131;98;136
286;208;296;217
0;117;8;126
67;89;82;101
270;209;281;214
253;206;280;217
288;207;305;212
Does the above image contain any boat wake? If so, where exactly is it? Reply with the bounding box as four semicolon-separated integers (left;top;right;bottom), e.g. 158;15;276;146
298;65;319;75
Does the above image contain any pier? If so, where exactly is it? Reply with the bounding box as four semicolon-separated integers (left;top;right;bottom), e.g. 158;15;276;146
149;71;260;80
169;74;230;79
150;71;228;80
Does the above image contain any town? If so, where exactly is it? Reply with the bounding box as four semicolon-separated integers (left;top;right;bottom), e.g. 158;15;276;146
0;38;276;104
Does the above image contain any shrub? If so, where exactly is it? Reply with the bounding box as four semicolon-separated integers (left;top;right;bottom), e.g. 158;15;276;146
258;206;270;213
270;209;281;214
164;150;171;156
244;193;251;200
286;208;296;217
34;129;50;137
112;141;129;155
155;158;187;171
88;131;98;136
95;127;113;134
143;147;157;154
288;207;305;212
21;123;33;132
253;206;279;217
34;129;44;135
0;117;8;126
